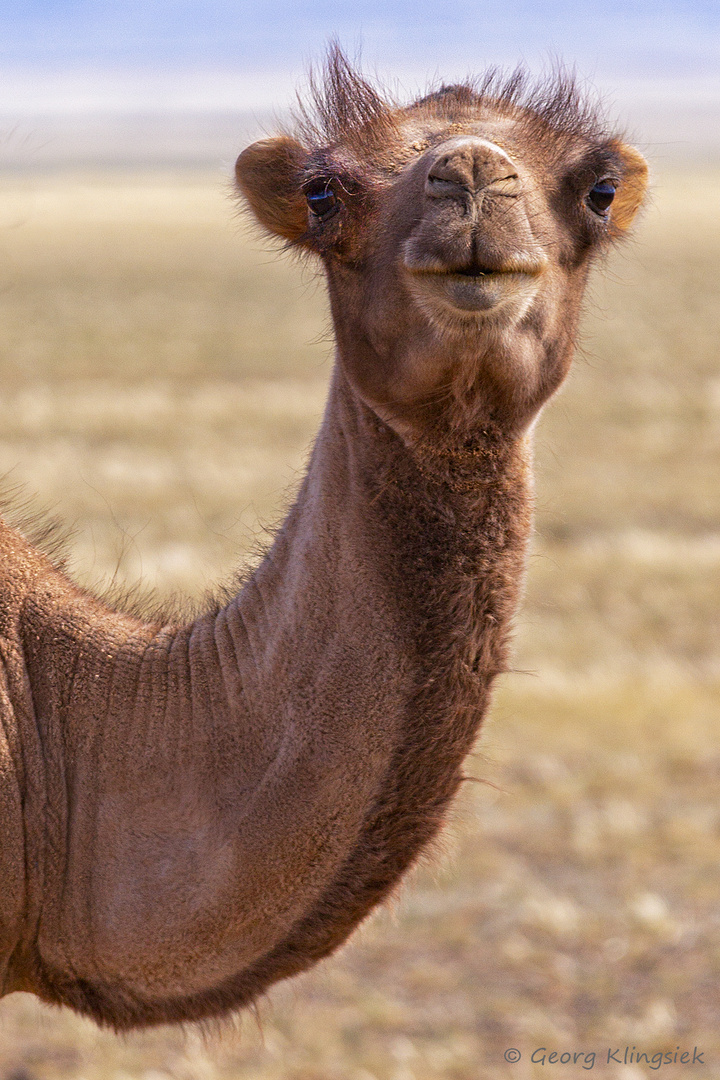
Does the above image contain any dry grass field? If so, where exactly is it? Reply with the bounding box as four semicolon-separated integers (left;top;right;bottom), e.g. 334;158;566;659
0;167;718;1079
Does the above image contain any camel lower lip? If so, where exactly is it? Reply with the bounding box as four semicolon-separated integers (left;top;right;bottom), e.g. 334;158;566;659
409;271;536;313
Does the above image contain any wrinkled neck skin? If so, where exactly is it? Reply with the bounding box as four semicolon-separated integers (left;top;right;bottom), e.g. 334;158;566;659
0;348;536;1031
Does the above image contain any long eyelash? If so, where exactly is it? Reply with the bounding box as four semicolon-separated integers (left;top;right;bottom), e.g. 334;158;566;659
333;176;356;198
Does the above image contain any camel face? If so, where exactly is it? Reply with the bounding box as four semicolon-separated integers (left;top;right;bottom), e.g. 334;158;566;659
237;62;647;441
328;115;645;438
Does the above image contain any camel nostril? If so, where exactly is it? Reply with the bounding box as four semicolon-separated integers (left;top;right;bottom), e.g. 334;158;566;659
426;174;470;198
427;159;475;193
486;173;522;197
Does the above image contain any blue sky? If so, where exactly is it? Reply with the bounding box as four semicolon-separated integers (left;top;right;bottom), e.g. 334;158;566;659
0;0;717;111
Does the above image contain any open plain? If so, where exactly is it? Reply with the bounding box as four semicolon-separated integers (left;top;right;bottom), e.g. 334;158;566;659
0;168;718;1078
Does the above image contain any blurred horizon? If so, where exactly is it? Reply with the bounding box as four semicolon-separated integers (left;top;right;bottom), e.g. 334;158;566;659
0;0;718;168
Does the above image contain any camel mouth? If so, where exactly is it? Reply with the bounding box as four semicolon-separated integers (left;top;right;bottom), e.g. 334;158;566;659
453;265;497;277
404;253;547;278
404;260;546;316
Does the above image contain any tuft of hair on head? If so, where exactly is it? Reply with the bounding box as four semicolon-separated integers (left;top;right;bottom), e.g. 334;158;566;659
290;40;399;153
417;62;609;147
290;47;608;157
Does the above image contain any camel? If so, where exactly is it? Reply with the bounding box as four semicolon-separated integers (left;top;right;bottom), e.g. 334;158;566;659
0;49;647;1031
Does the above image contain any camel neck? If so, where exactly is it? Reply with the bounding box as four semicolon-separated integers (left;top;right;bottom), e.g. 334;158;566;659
191;369;535;1016
311;367;534;645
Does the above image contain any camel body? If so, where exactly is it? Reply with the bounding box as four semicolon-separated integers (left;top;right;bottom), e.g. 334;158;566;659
0;52;647;1029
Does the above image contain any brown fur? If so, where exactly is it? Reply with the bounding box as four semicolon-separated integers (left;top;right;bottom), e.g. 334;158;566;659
0;50;647;1030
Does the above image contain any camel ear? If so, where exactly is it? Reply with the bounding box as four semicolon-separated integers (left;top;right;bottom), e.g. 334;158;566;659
609;142;649;235
235;136;308;242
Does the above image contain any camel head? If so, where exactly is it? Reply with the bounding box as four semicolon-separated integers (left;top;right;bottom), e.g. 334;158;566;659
236;48;648;442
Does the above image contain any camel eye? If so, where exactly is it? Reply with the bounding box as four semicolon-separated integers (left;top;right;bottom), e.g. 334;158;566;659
587;180;616;215
305;180;339;219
